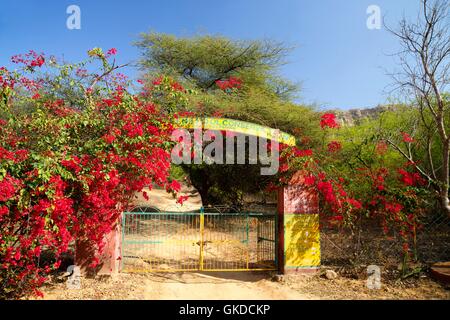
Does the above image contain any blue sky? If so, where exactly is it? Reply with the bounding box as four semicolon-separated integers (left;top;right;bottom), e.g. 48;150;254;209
0;0;421;109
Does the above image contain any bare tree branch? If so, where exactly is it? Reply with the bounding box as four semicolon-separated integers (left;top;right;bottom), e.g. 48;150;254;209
386;0;450;216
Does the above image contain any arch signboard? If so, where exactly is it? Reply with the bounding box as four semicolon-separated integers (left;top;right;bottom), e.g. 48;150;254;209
174;117;296;146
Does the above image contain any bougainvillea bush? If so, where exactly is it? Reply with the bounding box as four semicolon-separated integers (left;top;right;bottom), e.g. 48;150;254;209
276;113;431;273
0;49;183;299
0;47;435;299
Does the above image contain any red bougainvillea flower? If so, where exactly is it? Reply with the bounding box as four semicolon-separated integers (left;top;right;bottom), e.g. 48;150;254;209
61;156;81;174
31;55;45;67
327;141;342;153
347;198;362;209
376;141;388;155
216;76;242;91
211;111;224;117
177;195;189;205
0;147;15;162
11;50;45;68
320;113;339;129
152;76;163;86
0;175;18;202
0;206;9;221
398;169;426;186
293;148;313;157
168;180;181;192
279;163;289;173
401;132;414;143
102;134;116;144
385;202;403;214
398;169;414;186
317;180;336;204
171;82;185;92
304;175;316;186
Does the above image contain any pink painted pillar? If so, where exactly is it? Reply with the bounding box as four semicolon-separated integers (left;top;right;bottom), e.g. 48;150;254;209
75;221;122;276
277;171;321;274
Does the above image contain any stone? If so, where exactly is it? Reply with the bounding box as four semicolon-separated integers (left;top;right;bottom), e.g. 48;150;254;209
271;274;285;282
331;105;398;127
325;270;338;280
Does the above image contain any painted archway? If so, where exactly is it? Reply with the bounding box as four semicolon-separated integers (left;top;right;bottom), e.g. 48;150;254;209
75;118;320;275
174;117;296;146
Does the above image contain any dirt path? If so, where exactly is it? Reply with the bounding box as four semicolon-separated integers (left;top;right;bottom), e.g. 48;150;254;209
142;272;313;300
39;272;315;300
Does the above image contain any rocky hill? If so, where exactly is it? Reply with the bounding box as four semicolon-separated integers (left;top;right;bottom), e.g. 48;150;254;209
329;105;398;126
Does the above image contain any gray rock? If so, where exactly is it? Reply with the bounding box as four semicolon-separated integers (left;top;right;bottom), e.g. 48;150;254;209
328;105;400;127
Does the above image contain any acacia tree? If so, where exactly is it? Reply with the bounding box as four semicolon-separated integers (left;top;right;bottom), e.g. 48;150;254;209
387;0;450;216
135;32;296;96
135;33;319;205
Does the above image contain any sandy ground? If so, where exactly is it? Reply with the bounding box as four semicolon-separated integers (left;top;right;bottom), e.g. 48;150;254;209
36;271;449;300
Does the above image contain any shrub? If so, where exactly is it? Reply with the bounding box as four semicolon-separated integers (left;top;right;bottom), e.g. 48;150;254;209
0;49;182;298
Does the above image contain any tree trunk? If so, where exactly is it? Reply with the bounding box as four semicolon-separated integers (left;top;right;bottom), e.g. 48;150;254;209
441;141;450;218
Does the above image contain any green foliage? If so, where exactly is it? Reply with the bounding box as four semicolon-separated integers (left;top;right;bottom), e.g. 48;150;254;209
169;165;187;181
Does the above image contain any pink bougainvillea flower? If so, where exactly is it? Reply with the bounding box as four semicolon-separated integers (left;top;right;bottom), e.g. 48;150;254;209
107;48;117;55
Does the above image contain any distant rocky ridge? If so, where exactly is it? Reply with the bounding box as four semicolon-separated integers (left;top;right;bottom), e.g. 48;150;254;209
328;105;398;126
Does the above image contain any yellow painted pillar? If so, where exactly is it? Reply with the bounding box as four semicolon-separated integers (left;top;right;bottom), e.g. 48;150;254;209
278;171;320;274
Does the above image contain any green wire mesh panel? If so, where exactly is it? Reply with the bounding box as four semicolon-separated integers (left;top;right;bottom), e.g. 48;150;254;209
202;213;249;270
121;208;277;272
202;213;277;271
122;211;200;272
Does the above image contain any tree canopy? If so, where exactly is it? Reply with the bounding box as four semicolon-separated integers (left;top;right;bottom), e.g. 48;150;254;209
135;32;299;100
135;32;318;205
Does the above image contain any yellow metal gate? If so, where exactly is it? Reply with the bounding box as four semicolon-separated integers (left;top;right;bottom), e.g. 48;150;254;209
121;208;277;272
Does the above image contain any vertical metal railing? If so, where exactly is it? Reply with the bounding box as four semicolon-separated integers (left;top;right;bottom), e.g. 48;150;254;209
199;206;205;271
